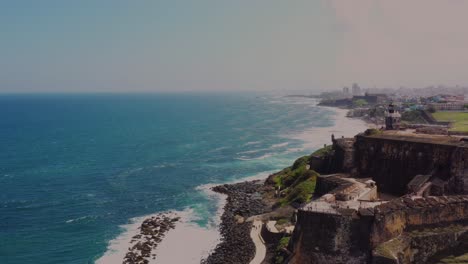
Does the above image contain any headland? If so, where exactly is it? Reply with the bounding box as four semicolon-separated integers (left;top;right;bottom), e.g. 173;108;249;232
105;103;468;264
204;124;468;263
107;104;369;264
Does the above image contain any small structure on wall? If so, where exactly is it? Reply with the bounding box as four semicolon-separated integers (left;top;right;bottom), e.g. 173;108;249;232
385;103;401;130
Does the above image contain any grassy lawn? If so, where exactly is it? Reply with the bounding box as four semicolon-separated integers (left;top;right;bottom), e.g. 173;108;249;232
432;111;468;132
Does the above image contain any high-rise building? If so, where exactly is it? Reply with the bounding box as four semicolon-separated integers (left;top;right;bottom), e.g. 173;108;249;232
352;83;361;95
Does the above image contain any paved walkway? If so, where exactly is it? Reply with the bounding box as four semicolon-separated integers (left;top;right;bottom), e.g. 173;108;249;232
266;220;279;233
249;220;266;264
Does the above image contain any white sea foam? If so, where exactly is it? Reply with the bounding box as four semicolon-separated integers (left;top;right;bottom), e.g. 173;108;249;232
271;142;289;148
153;185;226;264
252;153;274;160
236;152;274;161
243;141;261;146
97;103;370;264
210;146;229;152
283;147;304;154
96;214;152;264
286;106;370;150
96;185;226;264
152;162;178;169
65;216;92;223
236;149;264;155
150;209;222;263
230;170;278;183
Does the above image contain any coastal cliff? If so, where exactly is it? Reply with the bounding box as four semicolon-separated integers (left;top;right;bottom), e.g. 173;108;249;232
205;129;468;264
287;130;468;264
289;209;370;264
353;133;468;195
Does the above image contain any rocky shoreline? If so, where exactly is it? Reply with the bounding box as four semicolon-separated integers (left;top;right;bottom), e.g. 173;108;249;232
202;180;271;264
123;214;180;264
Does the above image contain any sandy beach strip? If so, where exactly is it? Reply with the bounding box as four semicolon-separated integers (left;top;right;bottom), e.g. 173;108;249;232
97;104;370;264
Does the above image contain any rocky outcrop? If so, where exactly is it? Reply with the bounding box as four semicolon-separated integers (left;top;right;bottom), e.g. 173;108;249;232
123;214;179;264
202;181;270;264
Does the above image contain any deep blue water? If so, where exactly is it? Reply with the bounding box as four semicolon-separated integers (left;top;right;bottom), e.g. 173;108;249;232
0;93;335;263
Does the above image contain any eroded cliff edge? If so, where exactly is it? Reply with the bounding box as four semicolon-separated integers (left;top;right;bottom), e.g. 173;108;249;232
203;130;468;264
287;130;468;264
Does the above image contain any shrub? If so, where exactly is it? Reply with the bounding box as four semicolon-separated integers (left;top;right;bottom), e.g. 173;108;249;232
364;128;381;136
273;155;311;189
291;155;309;170
311;145;333;157
401;110;426;124
274;236;291;264
277;236;291;251
353;99;368;107
276;218;289;225
271;154;319;206
281;177;316;205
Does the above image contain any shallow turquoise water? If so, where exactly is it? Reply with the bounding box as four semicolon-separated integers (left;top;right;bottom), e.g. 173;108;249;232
0;93;335;263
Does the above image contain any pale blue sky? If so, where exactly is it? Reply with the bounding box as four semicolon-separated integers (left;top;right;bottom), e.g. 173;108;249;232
1;1;468;93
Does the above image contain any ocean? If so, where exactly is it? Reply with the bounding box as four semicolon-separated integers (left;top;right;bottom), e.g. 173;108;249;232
0;93;366;264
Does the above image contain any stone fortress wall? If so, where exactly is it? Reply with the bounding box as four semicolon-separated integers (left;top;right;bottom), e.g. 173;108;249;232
353;133;468;195
288;131;468;264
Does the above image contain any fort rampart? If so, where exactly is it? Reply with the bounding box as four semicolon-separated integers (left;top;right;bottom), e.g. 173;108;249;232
289;132;468;264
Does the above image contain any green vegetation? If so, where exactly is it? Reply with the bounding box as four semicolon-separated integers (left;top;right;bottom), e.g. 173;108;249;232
432;111;468;132
311;145;333;157
273;156;309;188
409;225;465;237
281;177;316;205
368;106;386;118
277;236;291;251
436;246;468;264
364;128;382;136
353;99;368;107
271;153;320;206
374;237;406;260
276;218;289;226
401;110;427;124
411;226;468;263
437;254;468;264
274;236;291;264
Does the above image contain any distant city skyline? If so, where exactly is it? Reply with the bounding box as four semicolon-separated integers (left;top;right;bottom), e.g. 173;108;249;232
2;0;468;93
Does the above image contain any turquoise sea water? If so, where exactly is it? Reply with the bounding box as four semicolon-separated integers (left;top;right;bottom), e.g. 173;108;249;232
0;93;336;264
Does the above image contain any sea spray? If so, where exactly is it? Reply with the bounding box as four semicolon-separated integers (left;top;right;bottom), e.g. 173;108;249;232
97;184;227;264
0;94;370;264
97;104;369;263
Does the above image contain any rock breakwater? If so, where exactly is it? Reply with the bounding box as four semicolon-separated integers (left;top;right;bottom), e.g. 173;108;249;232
202;180;270;264
123;214;180;264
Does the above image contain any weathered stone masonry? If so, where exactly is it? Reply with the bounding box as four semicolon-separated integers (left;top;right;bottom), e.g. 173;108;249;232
353;134;468;195
288;131;468;264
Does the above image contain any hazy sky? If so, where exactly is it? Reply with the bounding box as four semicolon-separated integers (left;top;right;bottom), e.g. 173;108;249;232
1;0;468;93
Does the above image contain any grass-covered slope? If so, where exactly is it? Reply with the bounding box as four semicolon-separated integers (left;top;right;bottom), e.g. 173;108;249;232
432;111;468;132
401;110;428;124
268;146;332;206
